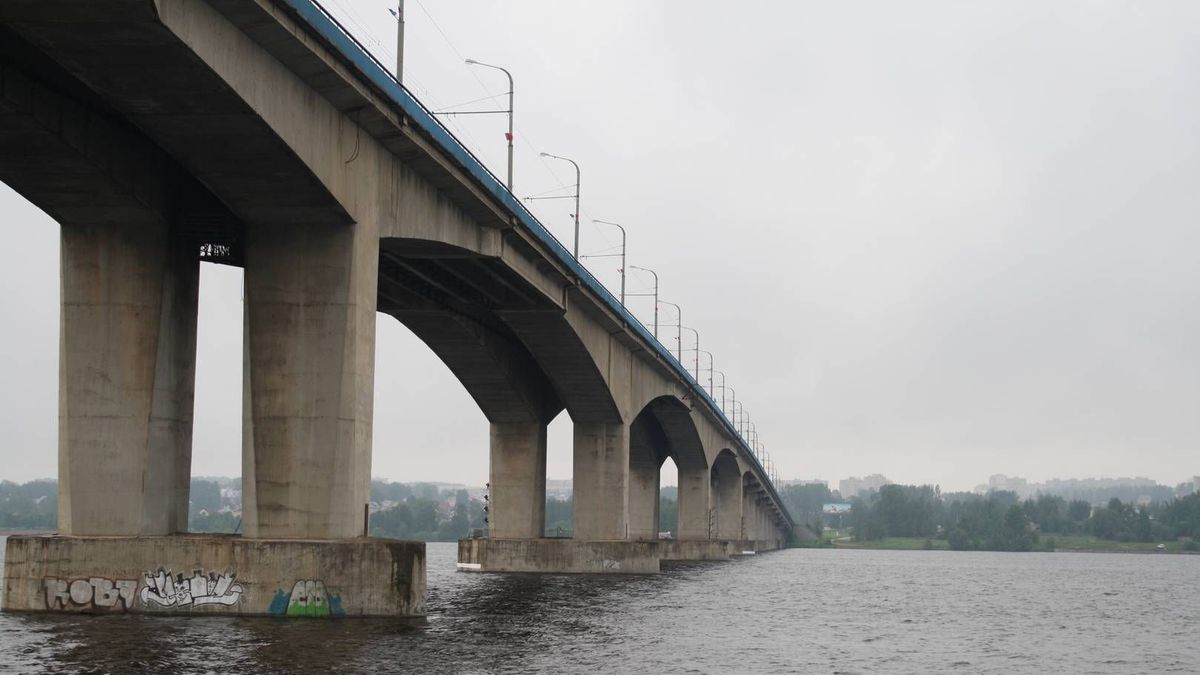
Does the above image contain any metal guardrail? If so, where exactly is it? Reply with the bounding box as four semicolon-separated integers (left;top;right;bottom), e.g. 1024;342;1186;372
283;0;793;527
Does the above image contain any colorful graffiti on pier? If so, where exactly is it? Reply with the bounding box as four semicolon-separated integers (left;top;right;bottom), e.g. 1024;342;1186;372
140;568;243;608
268;579;345;617
44;577;138;611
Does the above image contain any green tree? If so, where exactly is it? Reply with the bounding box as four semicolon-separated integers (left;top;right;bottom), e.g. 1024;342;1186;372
545;497;573;536
189;479;222;515
659;495;678;535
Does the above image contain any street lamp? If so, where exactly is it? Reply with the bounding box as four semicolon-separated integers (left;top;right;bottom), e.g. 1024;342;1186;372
658;300;682;363
681;326;700;380
627;265;658;338
713;370;728;413
538;152;580;259
586;219;626;305
463;59;515;192
698;349;714;398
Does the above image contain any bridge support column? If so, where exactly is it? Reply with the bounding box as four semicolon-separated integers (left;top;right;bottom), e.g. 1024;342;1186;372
488;422;547;538
677;464;711;540
58;221;198;536
242;221;378;539
627;422;660;540
716;479;743;540
573;422;629;540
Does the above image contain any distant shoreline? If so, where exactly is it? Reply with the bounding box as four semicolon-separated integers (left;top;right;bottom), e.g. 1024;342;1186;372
815;536;1198;555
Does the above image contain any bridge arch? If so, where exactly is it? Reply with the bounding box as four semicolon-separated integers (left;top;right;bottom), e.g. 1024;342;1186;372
627;396;709;540
710;449;743;540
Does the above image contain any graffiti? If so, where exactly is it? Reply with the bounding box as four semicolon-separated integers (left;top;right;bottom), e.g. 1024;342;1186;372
44;577;138;611
139;568;243;608
585;559;622;571
268;579;345;617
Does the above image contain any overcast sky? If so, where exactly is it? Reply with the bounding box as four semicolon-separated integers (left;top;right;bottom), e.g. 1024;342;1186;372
2;1;1197;491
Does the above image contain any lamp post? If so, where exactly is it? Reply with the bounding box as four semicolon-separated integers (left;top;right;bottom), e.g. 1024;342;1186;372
538;152;580;258
585;219;626;305
394;1;405;81
462;59;515;192
627;265;658;338
681;326;700;380
714;370;728;413
731;395;741;431
658;300;682;362
698;349;714;398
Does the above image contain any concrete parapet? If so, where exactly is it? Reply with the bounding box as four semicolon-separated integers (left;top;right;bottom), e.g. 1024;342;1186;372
458;538;659;574
2;535;424;617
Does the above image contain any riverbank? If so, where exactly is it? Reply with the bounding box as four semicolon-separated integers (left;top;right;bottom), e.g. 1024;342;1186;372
807;535;1198;554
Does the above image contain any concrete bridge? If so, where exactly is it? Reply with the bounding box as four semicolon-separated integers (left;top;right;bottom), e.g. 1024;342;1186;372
0;0;794;617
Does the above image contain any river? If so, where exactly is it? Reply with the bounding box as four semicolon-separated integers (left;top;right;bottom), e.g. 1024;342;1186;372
0;539;1196;673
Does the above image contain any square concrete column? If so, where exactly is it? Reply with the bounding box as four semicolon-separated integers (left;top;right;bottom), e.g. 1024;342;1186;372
58;222;198;535
627;433;659;541
242;221;378;540
676;465;711;540
573;422;629;540
488;422;547;539
715;481;743;540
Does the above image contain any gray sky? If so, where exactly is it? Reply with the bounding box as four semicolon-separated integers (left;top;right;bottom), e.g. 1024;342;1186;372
2;1;1198;491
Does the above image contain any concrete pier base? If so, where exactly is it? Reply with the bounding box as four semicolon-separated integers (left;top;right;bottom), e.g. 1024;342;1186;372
457;537;780;574
2;535;424;617
458;538;660;574
655;539;739;561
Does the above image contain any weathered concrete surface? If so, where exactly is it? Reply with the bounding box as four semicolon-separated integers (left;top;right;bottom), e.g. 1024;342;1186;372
573;423;630;540
3;535;424;617
488;423;547;539
241;219;378;540
59;222;198;536
655;539;737;562
710;450;743;540
458;538;659;574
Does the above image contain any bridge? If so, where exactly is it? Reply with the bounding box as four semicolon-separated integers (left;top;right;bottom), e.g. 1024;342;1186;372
0;0;795;617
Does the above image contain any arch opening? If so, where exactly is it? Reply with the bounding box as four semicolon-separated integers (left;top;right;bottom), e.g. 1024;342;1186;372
626;395;709;540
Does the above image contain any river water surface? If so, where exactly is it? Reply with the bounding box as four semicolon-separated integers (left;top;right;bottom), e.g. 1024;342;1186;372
0;539;1196;673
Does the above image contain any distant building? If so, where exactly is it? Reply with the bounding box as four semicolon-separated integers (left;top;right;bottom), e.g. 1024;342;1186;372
988;474;1030;497
838;474;890;499
780;478;828;488
822;503;852;515
545;479;572;500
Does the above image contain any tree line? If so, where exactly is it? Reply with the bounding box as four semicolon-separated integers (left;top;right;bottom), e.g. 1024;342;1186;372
848;484;1200;551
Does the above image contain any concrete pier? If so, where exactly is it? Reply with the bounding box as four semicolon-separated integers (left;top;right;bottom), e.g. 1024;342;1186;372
58;222;199;536
3;535;424;617
458;538;659;574
573;423;630;540
241;221;379;540
488;422;548;539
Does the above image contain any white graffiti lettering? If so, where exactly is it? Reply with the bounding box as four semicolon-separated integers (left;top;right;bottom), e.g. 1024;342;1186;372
139;568;243;608
44;577;137;611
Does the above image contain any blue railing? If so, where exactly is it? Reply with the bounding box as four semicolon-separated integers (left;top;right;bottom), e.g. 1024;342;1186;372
283;0;791;526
